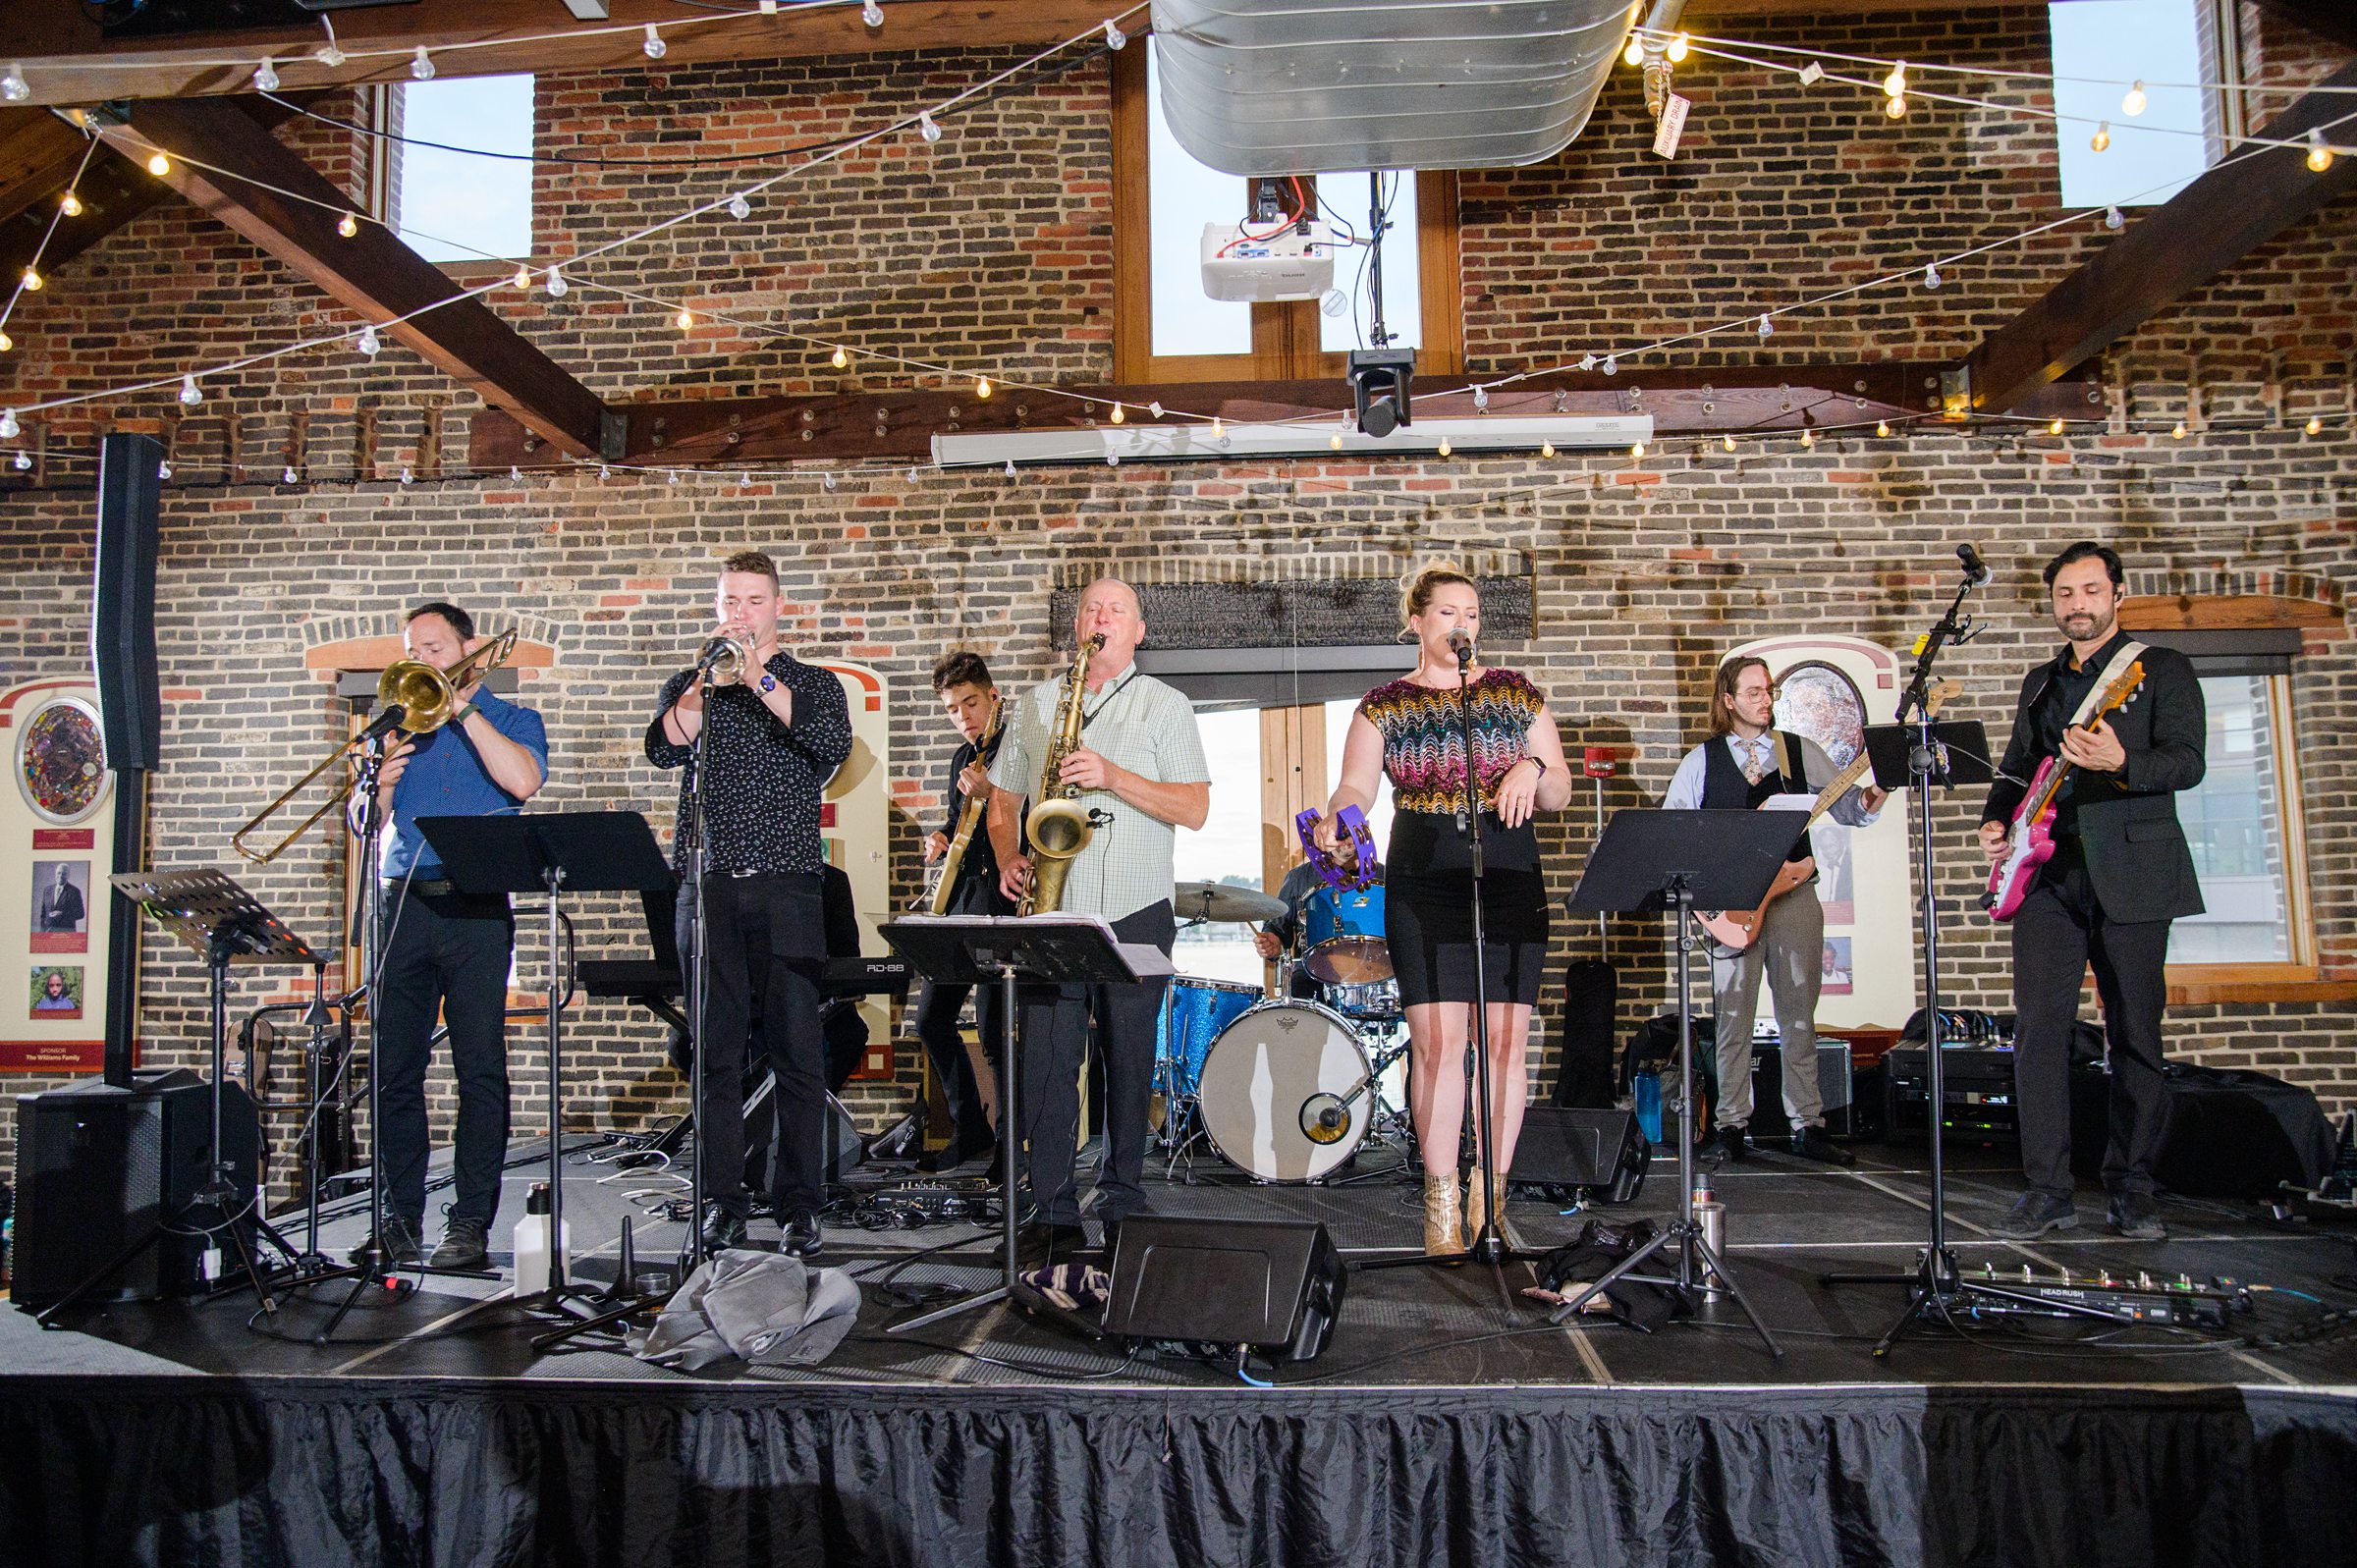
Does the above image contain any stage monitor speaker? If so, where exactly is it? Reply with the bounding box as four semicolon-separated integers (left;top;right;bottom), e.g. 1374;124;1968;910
11;1068;259;1306
1102;1217;1345;1361
2153;1064;2334;1201
92;431;165;772
1512;1106;1649;1204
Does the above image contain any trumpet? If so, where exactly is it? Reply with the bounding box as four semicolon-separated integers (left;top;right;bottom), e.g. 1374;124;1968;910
697;629;756;686
231;628;520;864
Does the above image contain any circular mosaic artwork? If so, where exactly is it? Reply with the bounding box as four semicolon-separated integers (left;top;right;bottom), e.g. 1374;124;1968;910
1774;662;1867;770
17;696;110;824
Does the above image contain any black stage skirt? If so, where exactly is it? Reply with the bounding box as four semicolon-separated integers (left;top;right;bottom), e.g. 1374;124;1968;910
1384;809;1551;1007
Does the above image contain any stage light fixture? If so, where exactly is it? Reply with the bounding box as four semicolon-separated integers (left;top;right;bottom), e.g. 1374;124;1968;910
1348;348;1415;437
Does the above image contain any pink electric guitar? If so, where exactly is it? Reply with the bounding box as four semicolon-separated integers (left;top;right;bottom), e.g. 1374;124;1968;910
1984;659;2146;922
1695;679;1953;951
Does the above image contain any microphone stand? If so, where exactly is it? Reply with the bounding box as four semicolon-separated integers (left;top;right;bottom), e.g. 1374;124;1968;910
680;680;718;1277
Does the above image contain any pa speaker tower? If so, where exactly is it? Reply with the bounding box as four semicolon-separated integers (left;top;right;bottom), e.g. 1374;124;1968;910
93;432;164;772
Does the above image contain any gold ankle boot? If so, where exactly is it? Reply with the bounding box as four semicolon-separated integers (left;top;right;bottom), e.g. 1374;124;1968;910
1423;1171;1467;1257
1463;1169;1507;1236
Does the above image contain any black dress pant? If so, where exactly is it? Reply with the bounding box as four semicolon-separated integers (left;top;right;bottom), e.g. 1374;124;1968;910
374;883;514;1230
2008;840;2174;1199
914;975;1004;1157
1015;901;1175;1228
682;871;828;1219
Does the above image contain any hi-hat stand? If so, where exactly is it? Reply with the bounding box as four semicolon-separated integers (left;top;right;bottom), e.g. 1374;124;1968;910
1547;809;1807;1358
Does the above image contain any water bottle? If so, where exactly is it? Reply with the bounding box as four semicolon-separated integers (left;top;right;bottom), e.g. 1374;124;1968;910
1633;1070;1664;1147
513;1181;567;1292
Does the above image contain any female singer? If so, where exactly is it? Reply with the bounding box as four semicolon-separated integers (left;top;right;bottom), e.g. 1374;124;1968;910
1319;564;1571;1254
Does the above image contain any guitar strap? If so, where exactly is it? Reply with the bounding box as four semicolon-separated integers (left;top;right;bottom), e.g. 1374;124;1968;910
2067;641;2148;727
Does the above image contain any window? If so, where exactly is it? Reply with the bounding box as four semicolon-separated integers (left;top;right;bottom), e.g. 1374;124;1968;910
2047;0;2216;209
1172;707;1269;984
389;73;536;264
2168;671;2306;965
1115;40;1460;383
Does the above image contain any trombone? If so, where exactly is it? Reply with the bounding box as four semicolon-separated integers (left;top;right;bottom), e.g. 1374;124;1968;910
231;628;520;864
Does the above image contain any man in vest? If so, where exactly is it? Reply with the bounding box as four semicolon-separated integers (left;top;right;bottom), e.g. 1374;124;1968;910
1665;655;1886;1165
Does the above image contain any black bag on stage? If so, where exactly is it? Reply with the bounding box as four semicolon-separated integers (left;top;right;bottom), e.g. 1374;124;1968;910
1551;956;1618;1108
2154;1063;2335;1201
1536;1217;1685;1331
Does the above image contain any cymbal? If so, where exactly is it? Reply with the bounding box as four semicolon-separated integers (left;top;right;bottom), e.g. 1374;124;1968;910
1172;880;1287;924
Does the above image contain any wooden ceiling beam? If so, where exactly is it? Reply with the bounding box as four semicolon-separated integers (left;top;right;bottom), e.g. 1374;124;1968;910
1954;60;2357;416
87;96;608;458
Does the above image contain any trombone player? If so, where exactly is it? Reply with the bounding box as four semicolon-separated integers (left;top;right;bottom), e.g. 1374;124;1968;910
363;601;548;1271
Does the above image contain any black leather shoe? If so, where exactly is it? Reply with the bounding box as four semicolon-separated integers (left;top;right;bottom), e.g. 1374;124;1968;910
2108;1190;2167;1241
1789;1126;1856;1166
1711;1125;1749;1163
358;1214;422;1268
912;1146;959;1173
427;1218;490;1271
783;1209;824;1260
1991;1190;2077;1239
698;1203;747;1254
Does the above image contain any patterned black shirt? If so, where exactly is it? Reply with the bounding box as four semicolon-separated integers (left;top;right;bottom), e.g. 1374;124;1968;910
645;652;852;875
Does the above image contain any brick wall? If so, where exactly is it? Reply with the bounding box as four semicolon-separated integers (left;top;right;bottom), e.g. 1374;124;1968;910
0;7;2351;1194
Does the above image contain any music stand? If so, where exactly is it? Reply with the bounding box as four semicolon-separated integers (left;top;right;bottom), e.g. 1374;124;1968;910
877;913;1166;1334
1550;809;1804;1357
419;811;673;1316
36;871;327;1326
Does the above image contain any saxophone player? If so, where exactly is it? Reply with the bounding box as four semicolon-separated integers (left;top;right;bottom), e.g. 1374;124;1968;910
987;578;1209;1266
909;651;1010;1173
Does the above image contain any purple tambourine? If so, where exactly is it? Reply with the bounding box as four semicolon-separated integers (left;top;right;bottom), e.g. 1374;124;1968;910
1294;803;1376;892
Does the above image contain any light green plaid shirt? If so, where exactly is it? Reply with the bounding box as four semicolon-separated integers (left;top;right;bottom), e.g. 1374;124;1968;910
989;663;1210;922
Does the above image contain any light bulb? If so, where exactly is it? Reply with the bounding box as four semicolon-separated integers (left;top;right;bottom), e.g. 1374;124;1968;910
2105;205;2123;230
668;468;681;485
642;25;667;59
179;373;201;406
19;266;38;292
1883;61;1906;99
59;190;81;217
1540;441;1556;459
822;471;838;492
1330;432;1343;451
0;330;12;351
1623;35;1644;68
919;112;942;143
512;263;532;290
2091;121;2110;153
2171;420;2187;439
1107;453;1120;467
831;344;849;369
1109;403;1124;424
357;324;380;355
1472;386;1489;410
1923;263;1943;290
400;465;414;484
544;265;567;297
411;46;435;81
973;374;991;399
1436;437;1452;458
1800;427;1815;448
597;463;610;479
510;465;521;481
2122;81;2147;117
146;152;171;177
337;211;357;238
253;58;279;92
1667;32;1689;63
1722;434;1736;452
314;44;347;69
1104;20;1126;50
2306;415;2324;436
1631;441;1646;460
728;193;751;221
0;409;16;438
13;451;28;471
863;0;884;25
1886;95;1907;120
2050;417;2065;435
2307;130;2333;173
1876;420;1891;438
1005;460;1017;479
741;469;755;488
1757;314;1773;339
1;64;27;104
282;463;298;484
157;460;171;479
676;304;693;331
1210;417;1225;440
1601;355;1618;376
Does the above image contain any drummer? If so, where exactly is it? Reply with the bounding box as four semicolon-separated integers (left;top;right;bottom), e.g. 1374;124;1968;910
1254;855;1385;1000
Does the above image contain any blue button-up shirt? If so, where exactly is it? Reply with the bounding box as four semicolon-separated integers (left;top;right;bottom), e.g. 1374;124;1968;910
379;688;549;878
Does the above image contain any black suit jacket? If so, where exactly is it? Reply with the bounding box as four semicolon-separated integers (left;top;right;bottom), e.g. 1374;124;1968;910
1980;639;2208;924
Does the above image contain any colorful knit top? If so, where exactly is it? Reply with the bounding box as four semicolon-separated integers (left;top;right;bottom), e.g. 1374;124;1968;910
1359;669;1545;815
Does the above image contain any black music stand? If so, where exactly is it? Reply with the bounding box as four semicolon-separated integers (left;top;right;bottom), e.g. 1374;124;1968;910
877;913;1165;1334
1550;809;1804;1357
36;871;327;1326
419;811;672;1316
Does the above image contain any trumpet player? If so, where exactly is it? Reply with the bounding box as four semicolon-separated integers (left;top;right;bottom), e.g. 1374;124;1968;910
647;551;852;1259
365;601;548;1271
910;651;1010;1173
986;578;1208;1265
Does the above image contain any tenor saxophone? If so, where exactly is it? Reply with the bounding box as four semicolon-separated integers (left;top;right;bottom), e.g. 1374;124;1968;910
922;699;1003;915
1020;632;1106;916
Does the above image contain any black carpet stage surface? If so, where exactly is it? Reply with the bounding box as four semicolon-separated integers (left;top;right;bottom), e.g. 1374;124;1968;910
4;1135;2354;1567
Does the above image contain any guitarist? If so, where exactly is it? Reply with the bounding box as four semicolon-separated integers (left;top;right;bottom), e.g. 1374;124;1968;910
909;650;1011;1173
1979;541;2207;1243
1665;655;1886;1166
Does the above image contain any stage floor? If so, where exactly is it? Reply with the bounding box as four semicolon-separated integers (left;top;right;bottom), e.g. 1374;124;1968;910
9;1125;2355;1391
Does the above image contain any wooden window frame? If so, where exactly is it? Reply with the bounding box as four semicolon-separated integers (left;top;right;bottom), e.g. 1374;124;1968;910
1110;42;1462;385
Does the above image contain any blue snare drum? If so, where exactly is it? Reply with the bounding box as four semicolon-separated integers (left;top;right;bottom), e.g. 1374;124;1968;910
1155;977;1260;1102
1302;884;1393;986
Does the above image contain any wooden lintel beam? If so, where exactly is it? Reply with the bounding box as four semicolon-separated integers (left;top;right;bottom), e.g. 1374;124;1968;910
91;96;607;459
1957;59;2357;416
471;364;2089;470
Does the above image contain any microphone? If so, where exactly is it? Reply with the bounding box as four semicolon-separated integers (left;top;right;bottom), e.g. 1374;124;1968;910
1447;627;1475;661
357;703;409;743
1299;1093;1350;1145
1957;543;1989;584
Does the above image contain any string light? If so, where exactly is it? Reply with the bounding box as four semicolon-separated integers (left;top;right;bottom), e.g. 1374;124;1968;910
1622;35;1644;68
0;65;27;104
597;463;611;479
253;58;280;92
830;344;850;369
1472;386;1489;410
1757;314;1773;339
13;452;29;472
667;468;681;485
973;374;992;399
741;468;754;487
1330;432;1343;451
544;265;568;297
2171;420;2187;439
642;25;667;60
1922;263;1942;290
919;112;942;143
822;471;839;492
512;263;533;290
1667;32;1690;63
157;460;171;479
1882;60;1907;99
281;463;299;484
1436;436;1453;458
59;190;82;218
146;152;172;177
2049;417;2065;435
400;465;414;484
1601;355;1618;376
337;211;358;238
2306;415;2324;437
411;46;435;81
2090;121;2110;153
1799;426;1815;448
356;324;380;356
675;304;693;331
1210;417;1225;440
2121;80;2147;117
178;373;201;406
863;0;885;25
19;266;39;293
1876;420;1891;437
1722;434;1736;452
728;193;751;221
0;331;11;351
2105;205;2124;230
1108;403;1124;424
1103;20;1127;50
1006;460;1018;478
1540;440;1556;459
2307;131;2334;174
1631;441;1646;459
1886;95;1907;121
0;410;16;439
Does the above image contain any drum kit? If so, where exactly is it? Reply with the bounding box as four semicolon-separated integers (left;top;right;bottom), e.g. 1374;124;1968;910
1155;807;1413;1184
